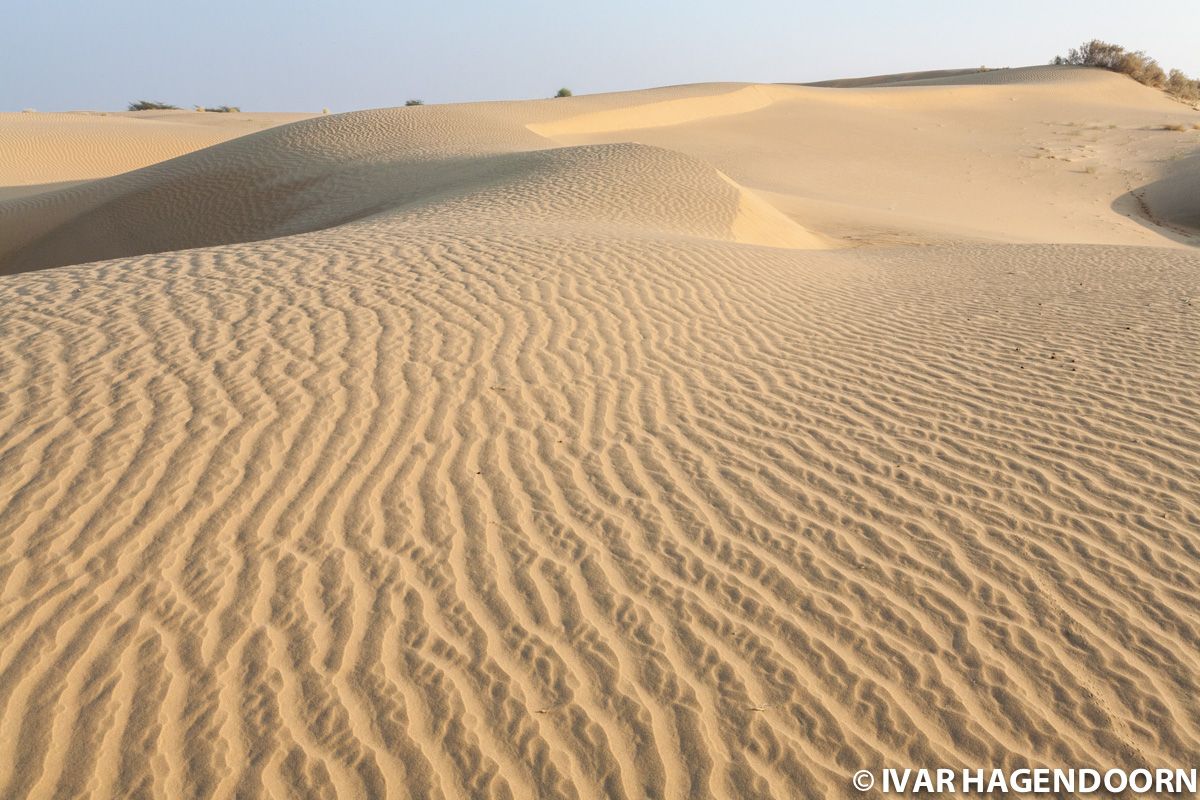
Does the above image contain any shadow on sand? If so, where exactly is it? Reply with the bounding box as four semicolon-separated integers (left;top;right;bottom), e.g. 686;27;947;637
1112;152;1200;246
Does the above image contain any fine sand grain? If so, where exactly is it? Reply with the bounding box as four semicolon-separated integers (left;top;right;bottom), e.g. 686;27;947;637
0;66;1198;799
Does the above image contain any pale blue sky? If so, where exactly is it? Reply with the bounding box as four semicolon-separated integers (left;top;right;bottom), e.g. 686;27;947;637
4;1;1197;111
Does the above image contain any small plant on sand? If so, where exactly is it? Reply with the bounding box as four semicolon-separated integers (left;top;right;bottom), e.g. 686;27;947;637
405;99;424;106
555;87;572;98
127;100;180;111
204;105;240;113
1161;122;1188;132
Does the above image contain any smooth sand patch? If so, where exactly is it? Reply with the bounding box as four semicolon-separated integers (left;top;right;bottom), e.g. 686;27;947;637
0;110;312;185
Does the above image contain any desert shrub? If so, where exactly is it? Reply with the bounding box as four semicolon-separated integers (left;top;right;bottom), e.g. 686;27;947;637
1057;40;1127;70
405;99;424;106
127;100;180;111
1166;70;1200;102
555;87;572;98
204;105;240;113
1162;122;1188;131
1122;54;1166;88
1053;40;1164;87
1051;40;1200;100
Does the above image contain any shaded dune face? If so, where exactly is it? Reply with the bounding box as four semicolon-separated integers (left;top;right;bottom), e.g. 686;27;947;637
0;107;546;274
0;107;817;275
1;68;1199;799
1124;152;1200;239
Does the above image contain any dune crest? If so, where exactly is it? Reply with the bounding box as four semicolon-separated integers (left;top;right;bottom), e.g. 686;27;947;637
526;84;783;137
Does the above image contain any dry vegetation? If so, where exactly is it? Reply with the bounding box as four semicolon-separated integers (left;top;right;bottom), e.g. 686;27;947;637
1167;69;1200;102
127;100;240;112
127;100;180;111
1054;40;1200;102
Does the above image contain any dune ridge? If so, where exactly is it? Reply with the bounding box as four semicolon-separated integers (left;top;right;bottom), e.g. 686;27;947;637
0;66;1198;799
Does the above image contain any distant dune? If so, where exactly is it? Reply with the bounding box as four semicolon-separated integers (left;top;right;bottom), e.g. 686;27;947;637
0;66;1198;799
0;110;312;191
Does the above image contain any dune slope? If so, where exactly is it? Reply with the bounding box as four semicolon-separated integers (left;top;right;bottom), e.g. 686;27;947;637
0;67;1198;799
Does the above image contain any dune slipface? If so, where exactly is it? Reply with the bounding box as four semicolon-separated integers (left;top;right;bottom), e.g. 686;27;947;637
0;67;1198;799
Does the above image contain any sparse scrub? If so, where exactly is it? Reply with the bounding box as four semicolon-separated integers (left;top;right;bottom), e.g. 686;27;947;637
1052;40;1200;103
1052;40;1164;87
1162;123;1187;132
405;99;424;106
204;105;240;113
1165;70;1200;102
127;100;180;111
555;87;572;98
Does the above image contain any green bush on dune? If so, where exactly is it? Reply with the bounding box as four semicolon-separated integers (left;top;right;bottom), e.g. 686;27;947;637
1052;40;1200;102
1053;39;1165;87
127;101;240;112
127;100;181;111
555;87;572;97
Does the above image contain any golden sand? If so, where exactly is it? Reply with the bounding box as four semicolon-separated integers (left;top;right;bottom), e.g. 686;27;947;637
0;65;1197;798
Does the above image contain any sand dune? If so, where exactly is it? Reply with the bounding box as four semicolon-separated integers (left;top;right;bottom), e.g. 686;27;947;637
0;110;311;188
839;64;1106;87
0;111;818;274
1;66;1198;799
